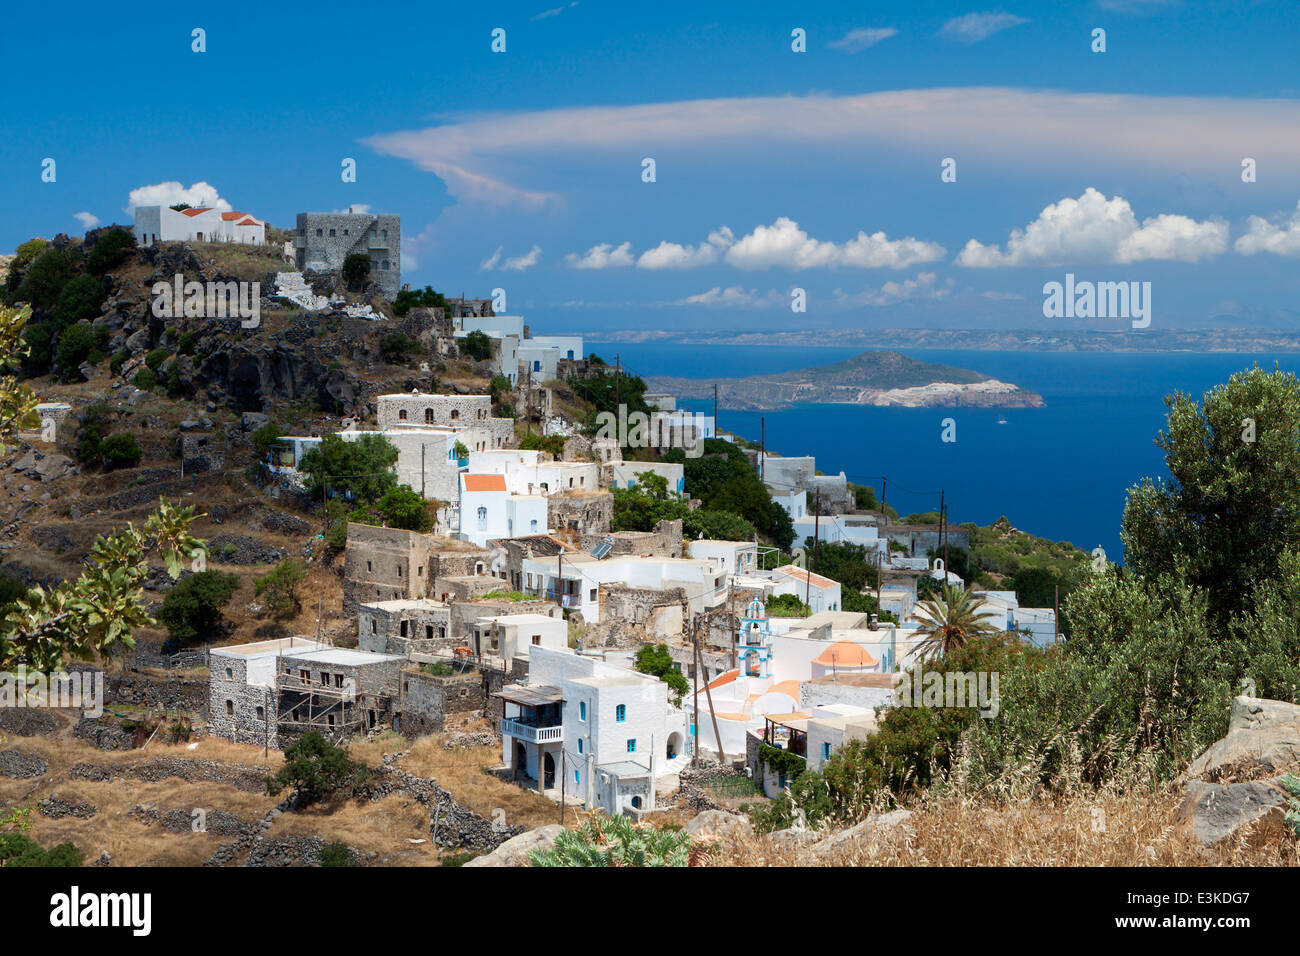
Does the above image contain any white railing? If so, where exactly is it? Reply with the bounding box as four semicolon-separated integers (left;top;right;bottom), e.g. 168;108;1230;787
501;717;563;743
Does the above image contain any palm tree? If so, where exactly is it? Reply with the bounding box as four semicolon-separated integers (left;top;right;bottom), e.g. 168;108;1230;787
909;584;998;660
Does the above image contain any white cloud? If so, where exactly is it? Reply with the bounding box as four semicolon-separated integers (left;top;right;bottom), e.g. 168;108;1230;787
566;242;634;269
637;228;734;269
330;204;372;215
573;220;943;272
503;245;542;271
829;28;899;53
532;1;578;20
675;286;784;308
479;246;503;271
402;223;438;272
1235;201;1300;257
834;273;952;306
125;181;230;215
957;188;1227;266
74;211;100;229
940;12;1030;43
365;90;1300;212
725;218;945;270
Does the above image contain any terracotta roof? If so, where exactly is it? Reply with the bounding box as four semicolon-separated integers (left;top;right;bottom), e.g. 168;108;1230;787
706;669;738;692
463;474;506;492
221;211;246;220
180;207;211;217
813;641;878;668
775;565;839;589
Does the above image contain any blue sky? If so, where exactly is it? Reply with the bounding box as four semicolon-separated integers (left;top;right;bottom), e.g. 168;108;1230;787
6;0;1300;334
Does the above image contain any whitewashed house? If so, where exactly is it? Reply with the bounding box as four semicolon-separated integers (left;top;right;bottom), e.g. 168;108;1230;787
496;645;689;814
133;206;266;246
687;539;758;577
458;473;548;547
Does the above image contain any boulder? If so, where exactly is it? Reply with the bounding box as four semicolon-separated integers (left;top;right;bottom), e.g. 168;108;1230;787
684;809;753;842
1184;696;1300;783
806;809;913;861
35;454;73;482
463;823;565;867
241;412;271;432
1176;779;1291;848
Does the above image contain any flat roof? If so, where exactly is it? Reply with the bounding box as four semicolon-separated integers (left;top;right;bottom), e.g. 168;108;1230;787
599;760;651;778
809;673;901;688
480;613;565;625
211;637;329;659
496;684;564;706
289;648;404;665
361;598;449;612
571;673;649;689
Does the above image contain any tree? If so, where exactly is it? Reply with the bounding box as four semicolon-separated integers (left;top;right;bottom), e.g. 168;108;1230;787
765;593;808;617
0;497;203;672
392;284;450;318
98;432;142;469
341;253;371;291
252;423;286;457
16;247;75;311
376;485;434;532
379;332;420;364
299;433;398;506
460;329;493;362
266;731;369;805
1121;365;1300;626
910;584;999;660
85;227;135;276
157;570;240;648
0;306;39;451
54;321;100;380
255;558;307;617
634;643;690;706
52;274;105;326
520;433;566;457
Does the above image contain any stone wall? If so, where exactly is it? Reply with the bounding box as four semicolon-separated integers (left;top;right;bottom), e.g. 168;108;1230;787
296;212;401;299
549;490;613;537
358;601;453;656
597;583;688;642
396;668;489;737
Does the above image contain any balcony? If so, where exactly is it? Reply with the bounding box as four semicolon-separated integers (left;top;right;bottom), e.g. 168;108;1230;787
544;589;580;609
501;717;563;744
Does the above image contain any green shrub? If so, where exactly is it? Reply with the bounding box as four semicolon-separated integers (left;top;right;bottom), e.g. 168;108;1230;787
16;247;76;311
145;347;170;372
255;558;307;617
530;815;691;867
341;253;370;291
85;227;135;275
177;330;198;355
157;570;240;647
109;350;129;376
53;274;105;325
460;330;493;362
99;432;142;469
55;321;99;379
376;485;433;532
0;832;84;867
132;367;157;390
379;332;420;364
253;423;285;456
318;841;353;867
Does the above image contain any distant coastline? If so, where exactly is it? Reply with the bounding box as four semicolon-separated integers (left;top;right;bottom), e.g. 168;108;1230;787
585;327;1300;354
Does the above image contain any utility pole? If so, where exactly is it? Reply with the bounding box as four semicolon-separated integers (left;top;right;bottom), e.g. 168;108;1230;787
808;491;820;615
1054;584;1060;643
881;476;888;527
615;354;621;412
556;552;563;610
420;445;426;498
713;384;718;437
526;365;532;436
760;416;765;482
560;749;566;824
938;489;947;578
692;631;700;768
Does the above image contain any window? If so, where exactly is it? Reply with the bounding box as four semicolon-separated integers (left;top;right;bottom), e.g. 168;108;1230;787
320;672;330;685
316;228;322;237
255;706;264;719
616;704;626;722
450;409;459;420
532;634;541;646
225;667;233;679
225;700;234;716
398;409;407;420
343;228;349;235
578;738;583;753
575;770;580;784
371;620;377;634
579;701;587;721
425;408;434;424
381;259;389;270
529;519;538;533
367;560;373;572
822;742;832;760
589;588;597;602
299;669;310;682
477;506;487;531
329;228;336;237
626;739;636;753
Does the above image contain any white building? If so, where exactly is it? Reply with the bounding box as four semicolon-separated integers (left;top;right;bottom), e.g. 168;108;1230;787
267;428;468;503
518;335;583;380
972;590;1058;647
520;553;727;621
468;449;599;497
497;645;689;815
771;565;843;614
133;205;266;246
806;703;877;772
471;612;569;666
687;539;758;577
458;473;548;547
603;459;685;495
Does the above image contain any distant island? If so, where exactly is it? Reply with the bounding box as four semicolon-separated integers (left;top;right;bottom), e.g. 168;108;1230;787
593;327;1300;353
646;349;1045;411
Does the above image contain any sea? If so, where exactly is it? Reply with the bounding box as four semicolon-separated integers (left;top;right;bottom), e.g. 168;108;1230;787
589;341;1300;564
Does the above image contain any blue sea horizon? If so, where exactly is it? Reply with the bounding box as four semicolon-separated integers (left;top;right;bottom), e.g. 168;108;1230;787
590;340;1300;565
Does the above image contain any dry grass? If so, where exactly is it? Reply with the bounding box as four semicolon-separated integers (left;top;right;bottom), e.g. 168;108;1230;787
266;793;441;866
710;787;1300;867
399;733;582;832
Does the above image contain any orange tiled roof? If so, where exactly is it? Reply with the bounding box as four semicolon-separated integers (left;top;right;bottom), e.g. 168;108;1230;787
463;474;506;492
180;207;211;217
775;565;839;589
813;641;878;668
706;669;738;692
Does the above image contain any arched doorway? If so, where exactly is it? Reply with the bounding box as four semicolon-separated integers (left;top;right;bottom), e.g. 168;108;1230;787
542;752;555;788
666;732;682;760
514;742;528;780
